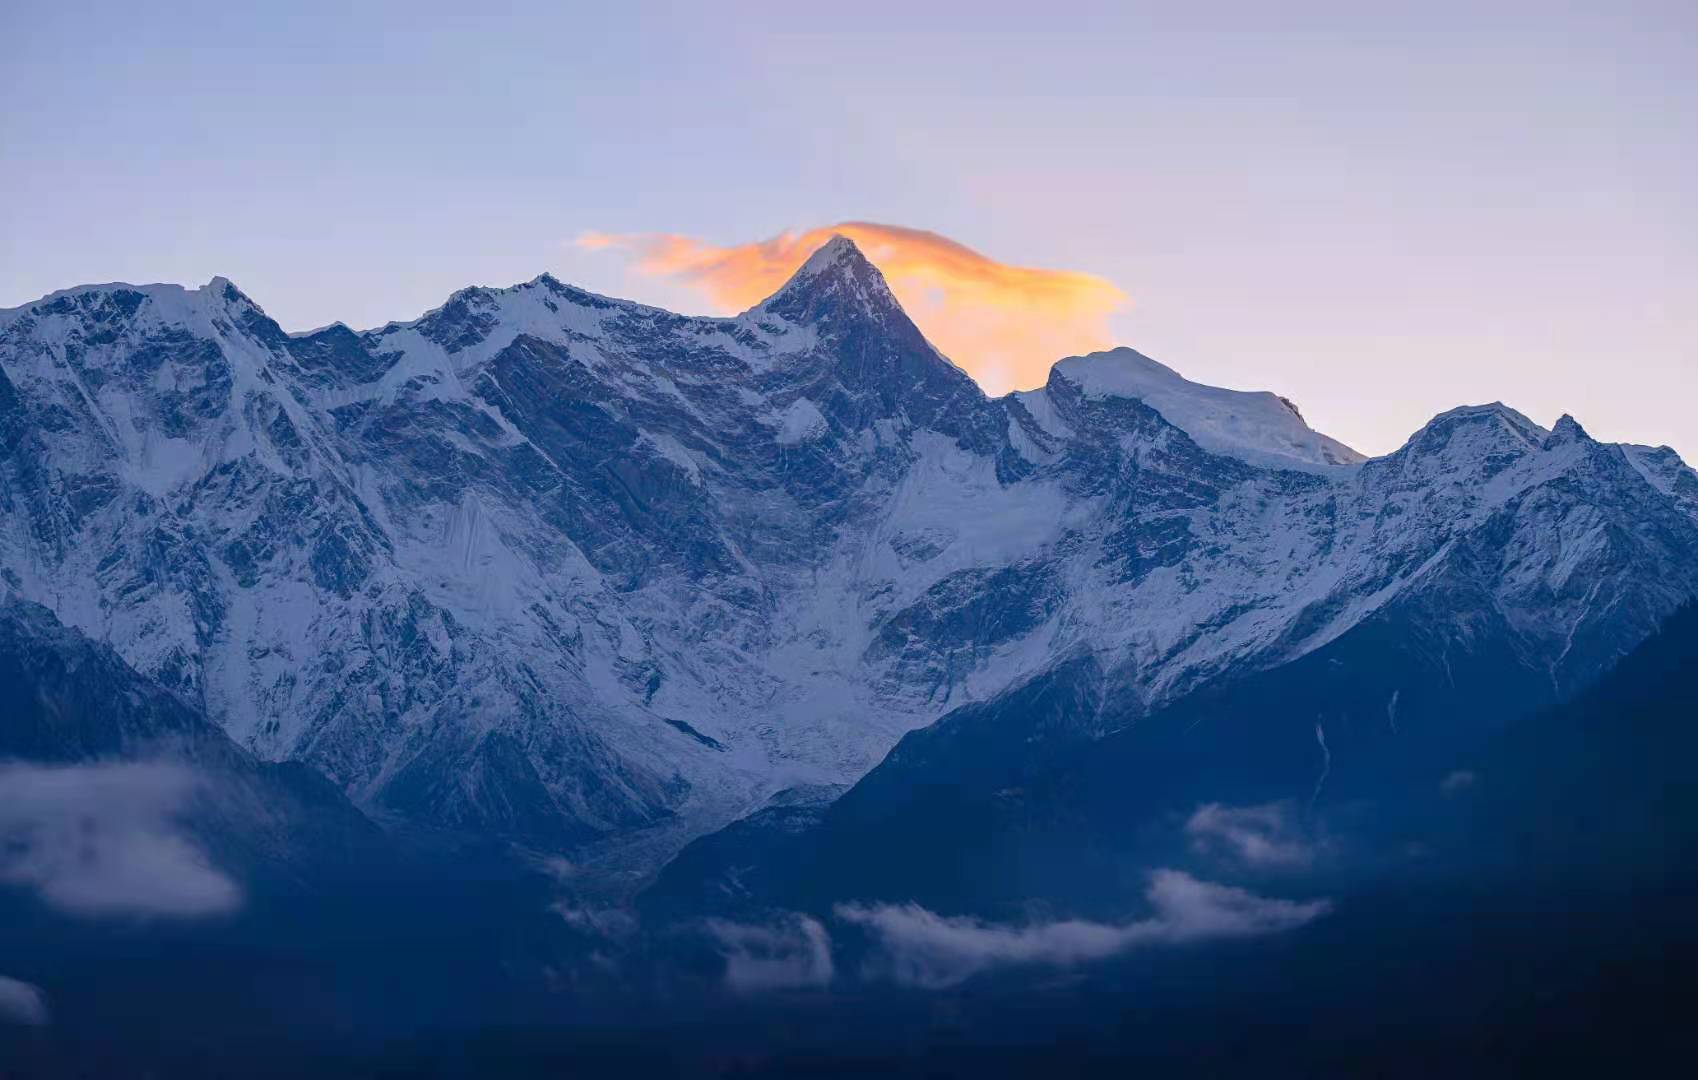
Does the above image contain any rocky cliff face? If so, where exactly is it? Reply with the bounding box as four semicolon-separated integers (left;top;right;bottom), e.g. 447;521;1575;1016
4;237;1696;869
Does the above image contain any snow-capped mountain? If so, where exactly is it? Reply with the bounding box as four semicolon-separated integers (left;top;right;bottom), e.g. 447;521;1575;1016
4;236;1696;871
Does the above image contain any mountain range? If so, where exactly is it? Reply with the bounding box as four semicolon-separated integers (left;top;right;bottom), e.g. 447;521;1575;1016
4;235;1697;890
5;236;1698;1074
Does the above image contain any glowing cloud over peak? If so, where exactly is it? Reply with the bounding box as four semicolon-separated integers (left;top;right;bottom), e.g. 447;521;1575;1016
575;223;1128;395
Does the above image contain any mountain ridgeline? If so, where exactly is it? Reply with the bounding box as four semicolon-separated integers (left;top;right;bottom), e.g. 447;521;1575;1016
5;237;1698;1074
3;236;1697;879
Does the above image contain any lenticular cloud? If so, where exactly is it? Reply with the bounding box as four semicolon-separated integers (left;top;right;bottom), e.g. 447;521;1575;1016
836;870;1330;988
577;220;1127;395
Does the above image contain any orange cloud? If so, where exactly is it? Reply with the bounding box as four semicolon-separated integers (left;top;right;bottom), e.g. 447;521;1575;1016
574;223;1127;395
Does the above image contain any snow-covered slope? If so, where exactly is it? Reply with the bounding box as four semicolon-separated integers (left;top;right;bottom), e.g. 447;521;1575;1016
4;238;1696;877
1038;347;1364;470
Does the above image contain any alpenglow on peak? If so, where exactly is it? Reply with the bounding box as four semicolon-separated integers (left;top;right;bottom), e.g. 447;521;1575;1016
755;235;905;321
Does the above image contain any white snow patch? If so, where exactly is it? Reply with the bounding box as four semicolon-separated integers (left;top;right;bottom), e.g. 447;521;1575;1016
773;397;828;445
1051;348;1364;470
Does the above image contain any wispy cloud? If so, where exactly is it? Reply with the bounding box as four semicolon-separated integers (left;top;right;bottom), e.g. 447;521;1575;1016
0;975;49;1027
575;222;1127;395
0;763;242;919
704;913;835;993
836;870;1330;989
1440;769;1478;795
551;902;638;939
1185;800;1318;869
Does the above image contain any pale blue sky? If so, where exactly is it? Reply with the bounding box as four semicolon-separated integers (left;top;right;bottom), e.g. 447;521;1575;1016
3;1;1693;457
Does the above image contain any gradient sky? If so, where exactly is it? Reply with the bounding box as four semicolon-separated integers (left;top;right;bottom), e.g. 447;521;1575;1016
3;1;1694;458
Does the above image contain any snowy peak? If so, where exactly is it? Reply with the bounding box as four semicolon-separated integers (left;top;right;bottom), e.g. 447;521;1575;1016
755;235;904;326
780;234;887;293
4;276;264;321
1414;402;1546;441
1;277;296;374
1375;403;1672;507
205;276;260;310
1044;347;1365;470
1625;444;1698;512
798;233;870;276
1391;403;1549;476
1545;413;1592;449
742;235;994;444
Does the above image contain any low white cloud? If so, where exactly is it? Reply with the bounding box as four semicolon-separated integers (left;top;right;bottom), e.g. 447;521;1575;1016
704;913;835;993
1440;770;1478;795
0;762;241;919
0;975;49;1027
536;855;578;882
1185;800;1316;869
836;870;1330;989
551;902;637;938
